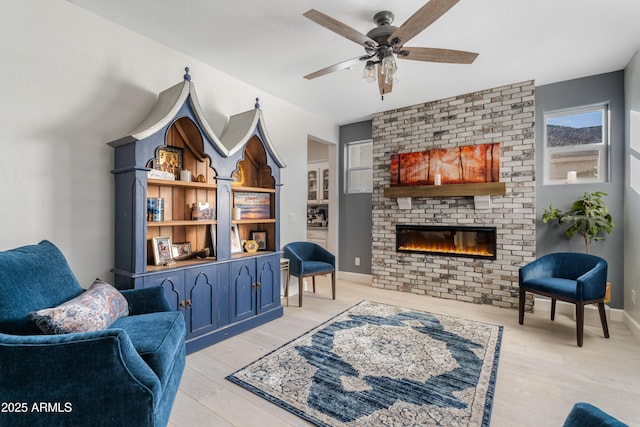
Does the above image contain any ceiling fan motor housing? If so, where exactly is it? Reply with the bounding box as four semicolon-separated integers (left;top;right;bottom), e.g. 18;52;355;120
366;11;398;48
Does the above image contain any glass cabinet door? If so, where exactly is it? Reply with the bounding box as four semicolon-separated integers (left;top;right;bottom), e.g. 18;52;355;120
307;169;319;201
321;167;329;201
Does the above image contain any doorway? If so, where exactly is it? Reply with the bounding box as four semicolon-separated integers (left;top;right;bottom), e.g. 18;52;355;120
307;136;337;257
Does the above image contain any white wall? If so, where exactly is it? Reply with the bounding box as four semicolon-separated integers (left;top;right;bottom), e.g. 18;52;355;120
0;0;338;286
624;49;640;327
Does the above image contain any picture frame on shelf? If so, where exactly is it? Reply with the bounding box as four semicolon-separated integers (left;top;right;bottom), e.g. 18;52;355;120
251;230;267;250
172;242;191;258
233;192;271;219
230;224;242;254
156;146;183;180
152;236;174;266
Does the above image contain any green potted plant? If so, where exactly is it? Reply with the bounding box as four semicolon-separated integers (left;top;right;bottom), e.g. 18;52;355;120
542;191;614;254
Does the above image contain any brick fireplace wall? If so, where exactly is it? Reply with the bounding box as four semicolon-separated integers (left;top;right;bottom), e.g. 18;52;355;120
371;81;536;309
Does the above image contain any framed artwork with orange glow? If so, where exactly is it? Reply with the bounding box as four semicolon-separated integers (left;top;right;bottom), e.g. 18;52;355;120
390;143;500;186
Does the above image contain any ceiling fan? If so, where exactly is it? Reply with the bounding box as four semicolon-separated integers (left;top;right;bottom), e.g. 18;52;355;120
303;0;478;99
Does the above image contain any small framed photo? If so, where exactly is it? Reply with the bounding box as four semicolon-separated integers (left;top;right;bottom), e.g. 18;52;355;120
152;236;174;265
156;146;183;179
251;230;267;250
230;224;242;254
172;242;191;258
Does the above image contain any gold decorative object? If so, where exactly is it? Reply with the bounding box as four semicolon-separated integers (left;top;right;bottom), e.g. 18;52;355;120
243;240;259;253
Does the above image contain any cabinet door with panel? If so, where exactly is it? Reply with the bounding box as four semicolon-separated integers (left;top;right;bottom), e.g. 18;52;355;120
229;254;280;322
256;254;279;313
144;271;185;313
184;264;219;338
144;267;222;340
229;259;257;323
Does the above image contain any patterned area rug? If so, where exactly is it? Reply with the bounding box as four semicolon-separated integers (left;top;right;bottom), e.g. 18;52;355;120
227;301;503;426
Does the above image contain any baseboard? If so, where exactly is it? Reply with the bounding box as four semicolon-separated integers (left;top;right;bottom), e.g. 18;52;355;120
622;311;640;342
534;297;625;324
337;271;372;284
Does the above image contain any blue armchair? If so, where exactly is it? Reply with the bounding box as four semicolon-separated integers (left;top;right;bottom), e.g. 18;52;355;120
519;252;609;347
0;241;185;426
283;242;336;307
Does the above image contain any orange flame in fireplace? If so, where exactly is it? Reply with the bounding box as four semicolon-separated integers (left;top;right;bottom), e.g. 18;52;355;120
398;242;494;257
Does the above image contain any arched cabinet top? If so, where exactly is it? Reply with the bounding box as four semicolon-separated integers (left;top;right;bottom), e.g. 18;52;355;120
221;108;285;168
108;69;285;169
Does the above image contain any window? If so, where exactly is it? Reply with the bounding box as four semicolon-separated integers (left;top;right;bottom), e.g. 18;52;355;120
345;140;372;193
543;104;609;185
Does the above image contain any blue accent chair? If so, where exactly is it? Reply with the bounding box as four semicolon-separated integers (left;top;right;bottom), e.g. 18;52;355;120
0;241;186;426
283;242;336;307
519;252;609;347
563;402;628;426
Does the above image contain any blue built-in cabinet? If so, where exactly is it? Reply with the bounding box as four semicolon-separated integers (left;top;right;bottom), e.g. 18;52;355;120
108;69;286;353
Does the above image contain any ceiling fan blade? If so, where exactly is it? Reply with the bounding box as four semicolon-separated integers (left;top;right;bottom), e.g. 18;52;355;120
377;65;393;97
399;47;478;64
304;9;377;48
389;0;460;47
304;56;366;80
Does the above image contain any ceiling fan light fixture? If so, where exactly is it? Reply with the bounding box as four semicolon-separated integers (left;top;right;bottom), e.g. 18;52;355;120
380;53;397;76
386;67;399;85
363;61;377;83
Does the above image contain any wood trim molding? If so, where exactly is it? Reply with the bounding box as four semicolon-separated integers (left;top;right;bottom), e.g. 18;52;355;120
383;182;506;198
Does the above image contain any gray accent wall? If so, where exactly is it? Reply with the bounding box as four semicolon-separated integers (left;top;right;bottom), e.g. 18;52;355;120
339;121;373;274
624;50;640;324
535;71;625;308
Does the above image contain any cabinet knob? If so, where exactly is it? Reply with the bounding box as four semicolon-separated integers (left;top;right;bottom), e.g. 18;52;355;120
179;300;186;309
186;299;192;308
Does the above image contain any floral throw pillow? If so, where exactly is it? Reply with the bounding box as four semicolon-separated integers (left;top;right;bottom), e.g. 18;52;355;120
29;279;129;334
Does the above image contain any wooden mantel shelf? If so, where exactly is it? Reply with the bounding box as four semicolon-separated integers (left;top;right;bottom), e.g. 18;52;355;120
384;182;506;198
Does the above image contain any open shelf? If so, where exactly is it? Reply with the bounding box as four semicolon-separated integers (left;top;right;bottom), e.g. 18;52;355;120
148;178;217;189
232;185;275;193
145;256;217;272
232;218;276;225
147;219;217;227
231;250;276;260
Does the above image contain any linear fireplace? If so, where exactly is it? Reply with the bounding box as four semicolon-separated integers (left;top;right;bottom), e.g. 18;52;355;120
396;225;497;259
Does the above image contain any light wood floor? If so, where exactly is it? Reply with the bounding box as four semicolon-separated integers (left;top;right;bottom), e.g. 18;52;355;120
169;278;640;426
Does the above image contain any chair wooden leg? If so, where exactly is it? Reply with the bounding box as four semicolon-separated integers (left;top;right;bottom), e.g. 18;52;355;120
518;288;526;325
312;276;316;293
576;302;584;347
551;298;556;321
331;272;336;300
298;277;303;307
598;302;610;339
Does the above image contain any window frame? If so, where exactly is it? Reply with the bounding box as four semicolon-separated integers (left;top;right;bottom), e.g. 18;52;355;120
344;139;373;194
543;103;610;185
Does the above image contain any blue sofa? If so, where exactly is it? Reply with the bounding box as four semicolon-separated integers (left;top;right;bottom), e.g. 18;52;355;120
0;240;186;426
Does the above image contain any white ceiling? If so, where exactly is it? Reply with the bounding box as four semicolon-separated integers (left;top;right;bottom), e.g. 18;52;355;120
68;0;640;125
